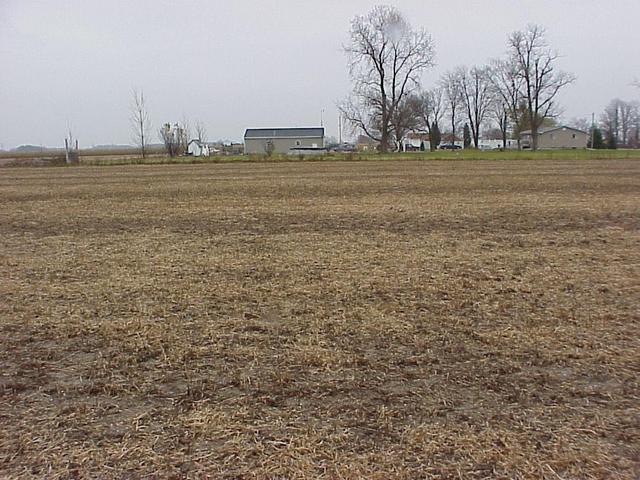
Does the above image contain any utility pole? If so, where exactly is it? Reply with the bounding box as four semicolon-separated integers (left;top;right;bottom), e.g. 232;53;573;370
320;109;324;127
338;114;342;144
591;112;595;149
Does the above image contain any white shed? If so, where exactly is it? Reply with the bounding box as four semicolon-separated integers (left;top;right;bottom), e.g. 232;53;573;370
187;140;210;157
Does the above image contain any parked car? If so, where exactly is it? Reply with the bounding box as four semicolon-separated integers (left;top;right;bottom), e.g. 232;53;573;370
439;143;462;150
329;143;357;153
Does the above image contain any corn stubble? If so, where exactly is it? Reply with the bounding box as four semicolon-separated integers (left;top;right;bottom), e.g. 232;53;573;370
0;159;638;479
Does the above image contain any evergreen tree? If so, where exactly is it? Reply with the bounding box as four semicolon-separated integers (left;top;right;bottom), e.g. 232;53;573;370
606;129;618;149
592;128;605;149
431;122;442;148
463;123;472;148
420;140;425;151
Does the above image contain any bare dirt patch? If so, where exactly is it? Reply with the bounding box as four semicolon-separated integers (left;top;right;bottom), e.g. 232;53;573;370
0;159;638;478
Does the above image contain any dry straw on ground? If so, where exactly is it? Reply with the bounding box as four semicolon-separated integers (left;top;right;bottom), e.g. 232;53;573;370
0;159;638;478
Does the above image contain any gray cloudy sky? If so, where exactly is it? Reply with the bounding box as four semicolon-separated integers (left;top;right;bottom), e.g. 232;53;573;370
1;0;638;148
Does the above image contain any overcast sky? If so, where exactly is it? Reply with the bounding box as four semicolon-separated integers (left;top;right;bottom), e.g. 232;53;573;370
1;0;638;148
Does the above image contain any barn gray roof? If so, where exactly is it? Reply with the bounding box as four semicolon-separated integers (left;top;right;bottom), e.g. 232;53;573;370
244;127;324;139
520;126;587;136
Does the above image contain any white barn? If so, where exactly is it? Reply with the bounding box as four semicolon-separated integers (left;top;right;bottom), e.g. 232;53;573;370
187;140;210;157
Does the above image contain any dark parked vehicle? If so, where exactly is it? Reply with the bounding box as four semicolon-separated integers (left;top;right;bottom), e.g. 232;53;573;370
329;143;357;153
439;143;462;150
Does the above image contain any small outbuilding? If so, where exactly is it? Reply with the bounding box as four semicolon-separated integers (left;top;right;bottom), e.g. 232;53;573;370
187;140;210;157
244;127;324;155
520;126;588;149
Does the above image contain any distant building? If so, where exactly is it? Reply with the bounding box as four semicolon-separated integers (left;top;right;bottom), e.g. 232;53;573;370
520;126;588;149
187;140;210;156
244;127;324;154
356;135;379;152
227;143;244;155
477;139;518;150
403;132;430;151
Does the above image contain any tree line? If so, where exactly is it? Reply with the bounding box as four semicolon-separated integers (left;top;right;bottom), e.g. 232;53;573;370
129;6;638;157
595;98;639;149
339;5;579;152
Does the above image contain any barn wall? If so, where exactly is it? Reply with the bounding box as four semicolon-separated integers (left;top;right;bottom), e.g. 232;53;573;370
244;136;324;154
539;129;588;149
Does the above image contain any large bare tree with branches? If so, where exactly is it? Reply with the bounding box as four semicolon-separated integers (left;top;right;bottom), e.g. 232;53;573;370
340;5;435;153
601;98;640;147
194;120;207;143
159;122;188;157
418;87;445;151
457;66;494;148
130;88;151;159
491;99;511;150
441;71;463;145
489;58;524;148
508;25;575;150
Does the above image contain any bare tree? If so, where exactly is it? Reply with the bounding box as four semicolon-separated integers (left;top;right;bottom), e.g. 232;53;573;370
441;71;463;145
130;88;151;158
159;122;188;157
602;99;640;147
619;100;638;147
194;120;207;143
340;5;435;153
457;65;494;148
568;117;590;132
391;94;423;150
179;121;189;154
417;87;445;151
631;104;640;148
507;25;575;150
489;58;524;148
631;101;640;148
491;100;510;150
180;116;191;145
600;101;620;148
64;128;79;164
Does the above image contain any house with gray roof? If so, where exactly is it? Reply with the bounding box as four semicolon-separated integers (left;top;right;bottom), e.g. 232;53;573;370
244;127;324;154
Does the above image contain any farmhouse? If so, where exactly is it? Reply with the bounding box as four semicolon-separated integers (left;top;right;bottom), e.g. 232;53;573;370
520;126;588;149
403;132;431;151
244;127;324;155
187;139;210;157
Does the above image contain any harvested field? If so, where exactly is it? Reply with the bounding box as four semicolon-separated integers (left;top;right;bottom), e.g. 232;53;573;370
0;159;638;479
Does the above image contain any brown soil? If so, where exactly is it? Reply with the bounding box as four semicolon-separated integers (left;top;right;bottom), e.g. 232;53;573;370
0;159;638;479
